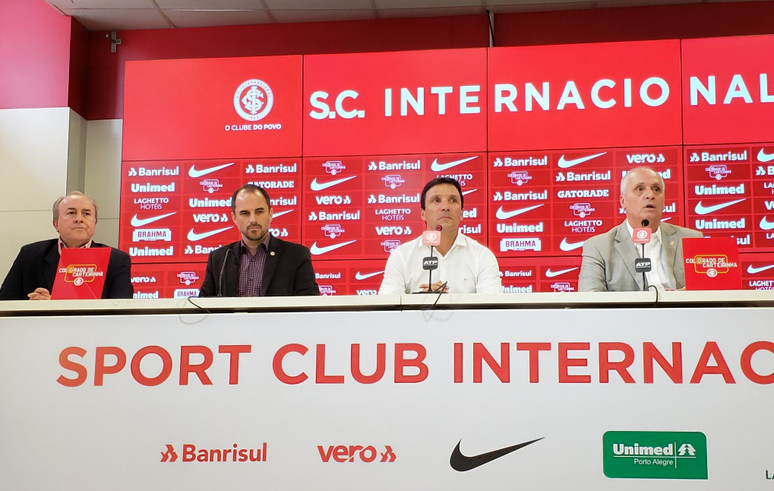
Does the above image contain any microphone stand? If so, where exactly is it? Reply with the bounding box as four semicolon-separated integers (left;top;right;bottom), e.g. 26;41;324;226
427;245;435;291
217;248;233;297
640;243;649;292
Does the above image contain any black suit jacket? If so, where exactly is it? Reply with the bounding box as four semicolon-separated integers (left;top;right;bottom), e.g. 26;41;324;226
199;237;319;297
0;239;134;300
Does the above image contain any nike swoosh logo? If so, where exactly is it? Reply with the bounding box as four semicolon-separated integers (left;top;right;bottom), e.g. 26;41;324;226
188;162;234;178
462;189;477;196
560;238;585;251
747;264;774;274
557;152;606;169
187;226;232;241
495;204;543;220
310;240;356;255
450;438;543;472
431;155;478;172
310;176;356;191
131;212;177;227
758;149;774;163
273;209;293;218
545;267;579;278
694;198;745;215
760;216;774;231
355;271;384;280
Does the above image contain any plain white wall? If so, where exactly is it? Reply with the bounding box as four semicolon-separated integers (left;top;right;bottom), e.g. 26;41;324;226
0;107;74;279
84;119;122;248
0;109;126;287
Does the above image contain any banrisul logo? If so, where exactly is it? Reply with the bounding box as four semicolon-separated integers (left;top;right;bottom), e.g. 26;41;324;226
160;443;267;463
603;431;707;479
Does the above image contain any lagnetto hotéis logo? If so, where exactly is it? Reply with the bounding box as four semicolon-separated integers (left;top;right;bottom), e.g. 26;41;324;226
603;431;707;479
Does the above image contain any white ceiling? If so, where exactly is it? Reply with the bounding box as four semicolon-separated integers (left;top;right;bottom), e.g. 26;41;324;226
45;0;759;31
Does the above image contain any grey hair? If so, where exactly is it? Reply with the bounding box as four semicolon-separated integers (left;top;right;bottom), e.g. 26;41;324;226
52;191;98;222
620;167;665;195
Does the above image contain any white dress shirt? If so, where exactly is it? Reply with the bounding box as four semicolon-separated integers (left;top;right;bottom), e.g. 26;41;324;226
625;221;673;290
378;232;503;294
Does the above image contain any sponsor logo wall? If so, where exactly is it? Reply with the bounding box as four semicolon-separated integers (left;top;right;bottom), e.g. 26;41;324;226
121;35;774;296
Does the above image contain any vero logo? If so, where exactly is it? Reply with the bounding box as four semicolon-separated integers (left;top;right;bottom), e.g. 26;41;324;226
603;431;707;480
318;445;396;463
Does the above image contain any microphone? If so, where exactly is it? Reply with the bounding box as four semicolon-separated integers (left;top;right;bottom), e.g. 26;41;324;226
632;220;652;291
436;224;442;231
217;248;234;297
415;230;442;294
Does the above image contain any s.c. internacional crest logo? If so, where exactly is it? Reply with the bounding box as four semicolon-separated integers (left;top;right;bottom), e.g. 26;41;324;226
233;79;274;121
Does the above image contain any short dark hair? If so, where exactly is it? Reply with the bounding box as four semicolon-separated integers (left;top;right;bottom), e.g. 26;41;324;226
231;184;272;214
420;177;464;210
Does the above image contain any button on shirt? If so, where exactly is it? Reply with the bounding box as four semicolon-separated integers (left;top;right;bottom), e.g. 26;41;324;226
625;222;673;291
238;235;270;297
378;233;503;294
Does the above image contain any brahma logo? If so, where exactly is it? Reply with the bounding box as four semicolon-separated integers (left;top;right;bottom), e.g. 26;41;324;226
318;445;396;463
161;443;267;463
177;271;200;286
132;229;172;242
500;238;541;252
234;79;273;121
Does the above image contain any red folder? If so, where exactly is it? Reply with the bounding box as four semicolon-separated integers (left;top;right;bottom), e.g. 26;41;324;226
682;237;742;290
51;248;111;299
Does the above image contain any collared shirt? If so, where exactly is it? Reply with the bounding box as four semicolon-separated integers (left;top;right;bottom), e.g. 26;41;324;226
378;232;503;294
625;221;673;290
57;238;92;255
238;234;271;297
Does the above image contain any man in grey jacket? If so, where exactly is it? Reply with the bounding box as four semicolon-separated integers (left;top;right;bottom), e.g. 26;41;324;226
579;167;703;292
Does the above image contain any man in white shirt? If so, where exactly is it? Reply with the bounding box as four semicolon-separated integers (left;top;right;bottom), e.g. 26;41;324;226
578;167;703;292
378;177;502;295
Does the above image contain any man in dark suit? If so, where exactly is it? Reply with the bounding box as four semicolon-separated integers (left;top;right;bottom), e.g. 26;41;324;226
0;192;133;300
199;184;319;297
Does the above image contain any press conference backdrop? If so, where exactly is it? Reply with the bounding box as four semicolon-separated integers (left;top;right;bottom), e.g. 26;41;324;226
119;36;774;298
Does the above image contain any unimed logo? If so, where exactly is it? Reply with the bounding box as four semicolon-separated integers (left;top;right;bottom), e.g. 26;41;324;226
603;431;707;479
318;445;396;463
160;443;267;463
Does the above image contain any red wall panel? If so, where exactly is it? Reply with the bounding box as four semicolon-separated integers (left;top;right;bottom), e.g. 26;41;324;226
0;0;72;110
